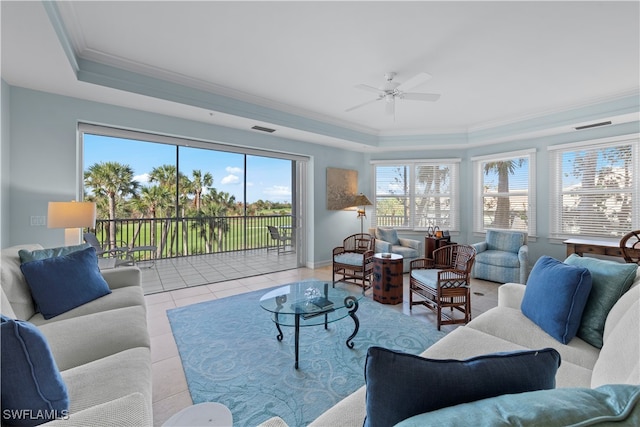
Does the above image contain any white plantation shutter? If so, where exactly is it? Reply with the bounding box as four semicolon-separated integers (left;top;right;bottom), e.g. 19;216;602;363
371;159;460;231
548;135;639;239
472;150;536;236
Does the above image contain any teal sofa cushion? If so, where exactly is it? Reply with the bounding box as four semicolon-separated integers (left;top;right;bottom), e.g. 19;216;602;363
522;256;592;344
396;384;640;427
363;346;560;427
564;254;638;348
18;243;90;263
1;315;69;425
20;247;111;319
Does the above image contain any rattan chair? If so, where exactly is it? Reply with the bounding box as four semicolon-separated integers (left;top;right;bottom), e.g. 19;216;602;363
620;230;640;265
409;244;476;330
332;233;376;290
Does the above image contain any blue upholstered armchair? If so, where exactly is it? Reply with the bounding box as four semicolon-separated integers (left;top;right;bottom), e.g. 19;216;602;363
369;227;422;273
471;229;529;284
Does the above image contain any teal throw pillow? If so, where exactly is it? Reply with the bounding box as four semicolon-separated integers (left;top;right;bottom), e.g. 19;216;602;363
20;247;111;319
18;243;90;263
1;315;69;425
376;228;399;245
521;256;592;344
564;254;637;348
395;384;640;427
363;346;560;427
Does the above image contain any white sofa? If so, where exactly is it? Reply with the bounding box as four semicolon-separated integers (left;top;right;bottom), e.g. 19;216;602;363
261;262;640;426
0;244;152;426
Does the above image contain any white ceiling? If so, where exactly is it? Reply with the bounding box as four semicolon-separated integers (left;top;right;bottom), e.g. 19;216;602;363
2;1;639;150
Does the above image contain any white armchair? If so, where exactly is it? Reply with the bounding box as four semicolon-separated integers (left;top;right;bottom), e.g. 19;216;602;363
369;227;422;273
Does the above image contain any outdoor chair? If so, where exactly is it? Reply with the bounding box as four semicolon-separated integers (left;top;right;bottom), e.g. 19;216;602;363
409;244;476;330
332;233;376;290
84;232;157;268
267;225;293;255
620;230;640;265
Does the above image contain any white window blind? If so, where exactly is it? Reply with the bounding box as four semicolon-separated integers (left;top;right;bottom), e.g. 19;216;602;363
372;159;460;231
548;135;639;239
472;150;536;235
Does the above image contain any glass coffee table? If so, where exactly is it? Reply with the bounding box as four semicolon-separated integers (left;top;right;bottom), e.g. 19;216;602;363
260;280;364;369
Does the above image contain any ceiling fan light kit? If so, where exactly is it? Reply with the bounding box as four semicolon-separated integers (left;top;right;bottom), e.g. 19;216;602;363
346;71;441;116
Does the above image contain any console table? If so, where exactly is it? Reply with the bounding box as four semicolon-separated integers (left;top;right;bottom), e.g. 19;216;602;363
563;238;640;260
425;236;453;259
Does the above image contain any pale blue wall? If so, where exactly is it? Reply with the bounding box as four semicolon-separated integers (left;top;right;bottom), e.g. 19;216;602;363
3;86;365;267
1;80;11;248
2;84;639;269
368;120;640;265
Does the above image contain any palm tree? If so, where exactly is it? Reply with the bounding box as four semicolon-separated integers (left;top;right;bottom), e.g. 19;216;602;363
133;185;172;257
483;160;524;229
84;162;139;247
192;169;213;211
416;165;449;228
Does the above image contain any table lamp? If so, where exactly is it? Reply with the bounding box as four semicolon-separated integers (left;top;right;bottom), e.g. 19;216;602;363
48;201;97;245
353;193;373;234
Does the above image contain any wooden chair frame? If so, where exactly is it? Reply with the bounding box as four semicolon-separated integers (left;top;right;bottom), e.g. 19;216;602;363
409;244;476;330
620;230;640;265
332;233;376;290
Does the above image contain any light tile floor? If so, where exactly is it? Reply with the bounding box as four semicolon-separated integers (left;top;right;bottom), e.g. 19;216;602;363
139;249;298;294
147;266;500;426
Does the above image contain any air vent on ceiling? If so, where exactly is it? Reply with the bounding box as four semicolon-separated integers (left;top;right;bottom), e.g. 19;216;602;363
251;125;276;133
574;121;612;130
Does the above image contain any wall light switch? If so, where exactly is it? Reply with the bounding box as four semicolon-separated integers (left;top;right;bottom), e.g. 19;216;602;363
30;216;46;226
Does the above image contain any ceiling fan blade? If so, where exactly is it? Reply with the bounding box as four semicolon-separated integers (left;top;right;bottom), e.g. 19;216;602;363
401;92;441;102
345;97;380;112
396;72;432;92
354;84;383;94
385;98;395;115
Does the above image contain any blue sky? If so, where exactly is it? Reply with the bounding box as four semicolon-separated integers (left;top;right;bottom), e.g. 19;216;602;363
84;134;292;203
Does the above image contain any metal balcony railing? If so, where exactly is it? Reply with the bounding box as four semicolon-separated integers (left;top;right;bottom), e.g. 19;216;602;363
90;215;293;261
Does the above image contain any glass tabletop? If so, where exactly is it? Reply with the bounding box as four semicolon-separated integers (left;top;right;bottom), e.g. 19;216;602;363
259;279;363;327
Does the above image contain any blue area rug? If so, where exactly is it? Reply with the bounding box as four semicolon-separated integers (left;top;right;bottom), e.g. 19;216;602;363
167;285;447;427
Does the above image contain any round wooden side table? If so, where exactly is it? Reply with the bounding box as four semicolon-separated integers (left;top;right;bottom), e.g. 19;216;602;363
372;253;403;305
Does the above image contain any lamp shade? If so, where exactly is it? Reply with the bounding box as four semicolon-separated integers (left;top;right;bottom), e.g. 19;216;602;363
47;201;97;229
353;194;372;207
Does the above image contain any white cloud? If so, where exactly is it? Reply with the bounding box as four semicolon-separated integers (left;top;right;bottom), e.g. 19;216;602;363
221;174;240;185
263;185;291;197
226;166;243;174
134;173;150;184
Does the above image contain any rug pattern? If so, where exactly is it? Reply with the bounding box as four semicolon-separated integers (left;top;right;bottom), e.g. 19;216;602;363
167;287;447;426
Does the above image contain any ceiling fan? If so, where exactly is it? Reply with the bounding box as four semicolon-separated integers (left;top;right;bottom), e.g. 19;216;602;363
346;72;440;116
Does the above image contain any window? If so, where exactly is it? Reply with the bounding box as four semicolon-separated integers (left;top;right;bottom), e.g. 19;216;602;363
548;135;639;239
372;159;460;231
472;149;536;235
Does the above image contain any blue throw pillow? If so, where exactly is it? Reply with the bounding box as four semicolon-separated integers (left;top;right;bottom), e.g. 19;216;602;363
20;247;111;319
18;243;91;263
376;227;399;245
1;315;69;425
363;346;561;427
564;254;638;348
521;256;592;344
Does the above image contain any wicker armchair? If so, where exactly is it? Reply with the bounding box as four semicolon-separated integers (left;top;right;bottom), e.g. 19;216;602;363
409;244;476;330
332;233;376;290
620;230;640;265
